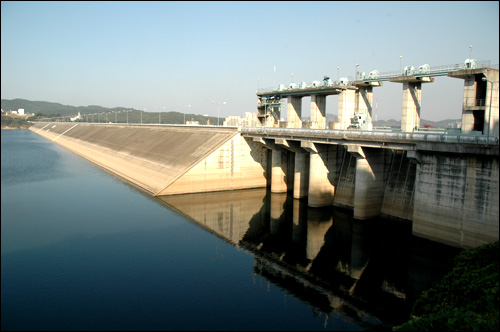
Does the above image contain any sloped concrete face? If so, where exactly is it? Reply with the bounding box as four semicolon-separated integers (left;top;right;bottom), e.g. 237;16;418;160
157;133;268;195
30;123;267;196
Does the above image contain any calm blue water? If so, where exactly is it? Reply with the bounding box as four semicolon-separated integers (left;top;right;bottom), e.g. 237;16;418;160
1;130;460;331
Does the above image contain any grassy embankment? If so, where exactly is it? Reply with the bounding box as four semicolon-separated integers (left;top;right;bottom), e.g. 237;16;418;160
394;241;499;331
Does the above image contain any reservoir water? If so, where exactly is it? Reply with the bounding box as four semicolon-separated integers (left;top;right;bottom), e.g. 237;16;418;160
1;129;461;331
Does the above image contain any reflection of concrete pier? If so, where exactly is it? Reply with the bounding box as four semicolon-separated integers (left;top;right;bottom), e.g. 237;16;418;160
158;189;424;324
158;188;268;244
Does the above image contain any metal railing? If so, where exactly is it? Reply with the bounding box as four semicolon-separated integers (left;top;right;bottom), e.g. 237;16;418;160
240;126;499;145
257;60;498;93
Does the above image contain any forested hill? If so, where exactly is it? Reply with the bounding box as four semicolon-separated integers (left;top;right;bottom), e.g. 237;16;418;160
1;98;129;116
1;98;219;125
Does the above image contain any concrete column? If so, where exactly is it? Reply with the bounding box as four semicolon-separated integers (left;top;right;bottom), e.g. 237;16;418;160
355;86;373;125
460;75;478;134
401;82;422;132
348;145;386;220
338;89;356;129
287;96;302;128
310;95;326;129
271;149;288;193
293;152;309;199
449;68;499;135
302;142;337;207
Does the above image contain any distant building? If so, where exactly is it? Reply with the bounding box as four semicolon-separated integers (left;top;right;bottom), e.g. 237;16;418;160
17;108;25;115
223;112;261;127
186;120;199;125
70;112;82;122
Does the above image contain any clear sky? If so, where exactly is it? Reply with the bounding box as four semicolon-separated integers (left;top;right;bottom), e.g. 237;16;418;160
1;1;499;121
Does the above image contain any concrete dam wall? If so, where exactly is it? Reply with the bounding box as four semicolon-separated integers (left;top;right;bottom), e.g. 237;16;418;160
29;123;498;248
30;123;269;196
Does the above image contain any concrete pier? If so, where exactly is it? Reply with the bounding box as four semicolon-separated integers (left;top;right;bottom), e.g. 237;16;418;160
338;89;356;130
389;76;434;132
449;67;499;135
310;95;326;129
287;96;302;128
352;81;381;128
271;149;290;193
301;142;338;207
348;145;387;220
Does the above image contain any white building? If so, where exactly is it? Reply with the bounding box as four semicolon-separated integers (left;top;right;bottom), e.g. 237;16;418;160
223;112;261;127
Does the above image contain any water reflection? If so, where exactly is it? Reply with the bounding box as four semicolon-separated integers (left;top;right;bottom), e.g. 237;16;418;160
158;189;459;327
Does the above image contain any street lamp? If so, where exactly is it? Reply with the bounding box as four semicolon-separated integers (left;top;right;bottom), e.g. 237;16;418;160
160;107;166;124
400;55;403;72
355;63;359;80
337;66;339;81
211;101;227;126
482;77;499;142
178;104;191;124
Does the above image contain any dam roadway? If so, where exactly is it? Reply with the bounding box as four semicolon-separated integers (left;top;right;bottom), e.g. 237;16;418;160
30;122;498;249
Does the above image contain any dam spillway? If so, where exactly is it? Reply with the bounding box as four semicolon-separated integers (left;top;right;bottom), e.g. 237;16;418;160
29;123;269;196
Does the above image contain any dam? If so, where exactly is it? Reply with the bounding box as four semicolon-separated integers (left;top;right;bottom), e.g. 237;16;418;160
29;121;498;250
28;58;499;250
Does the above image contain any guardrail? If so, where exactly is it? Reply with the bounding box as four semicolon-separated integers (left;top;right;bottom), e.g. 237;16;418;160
240;126;500;145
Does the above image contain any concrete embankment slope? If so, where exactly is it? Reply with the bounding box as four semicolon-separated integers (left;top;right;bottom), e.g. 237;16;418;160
30;123;269;195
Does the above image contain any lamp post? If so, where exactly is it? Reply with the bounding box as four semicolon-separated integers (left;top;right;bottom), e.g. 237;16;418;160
178;104;191;125
160;107;166;124
400;55;402;72
211;100;227;126
355;63;359;80
337;66;339;82
482;77;498;142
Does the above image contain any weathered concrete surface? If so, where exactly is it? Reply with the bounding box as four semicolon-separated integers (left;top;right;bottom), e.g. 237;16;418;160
350;146;387;220
30;123;268;196
412;153;499;248
157;132;268;195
